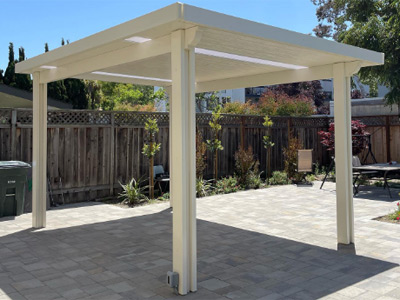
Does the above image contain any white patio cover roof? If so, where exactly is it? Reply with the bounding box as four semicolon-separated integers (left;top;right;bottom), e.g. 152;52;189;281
16;2;383;91
16;3;385;295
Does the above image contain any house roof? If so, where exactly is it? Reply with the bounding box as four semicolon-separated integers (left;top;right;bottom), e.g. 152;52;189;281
15;3;384;92
0;84;73;109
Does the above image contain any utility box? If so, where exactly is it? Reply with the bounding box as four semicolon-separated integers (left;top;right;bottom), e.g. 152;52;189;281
0;161;31;217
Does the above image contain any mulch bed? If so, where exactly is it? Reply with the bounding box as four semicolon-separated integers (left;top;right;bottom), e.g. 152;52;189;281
374;215;400;224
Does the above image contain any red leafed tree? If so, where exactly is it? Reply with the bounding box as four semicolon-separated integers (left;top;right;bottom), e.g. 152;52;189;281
318;120;369;155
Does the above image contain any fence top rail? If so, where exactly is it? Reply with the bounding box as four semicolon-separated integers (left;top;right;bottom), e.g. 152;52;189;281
0;108;398;127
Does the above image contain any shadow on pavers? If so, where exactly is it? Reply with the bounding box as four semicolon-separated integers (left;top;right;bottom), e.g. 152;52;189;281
0;206;397;300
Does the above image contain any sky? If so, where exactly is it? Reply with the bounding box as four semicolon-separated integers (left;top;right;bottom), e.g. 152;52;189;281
0;0;318;72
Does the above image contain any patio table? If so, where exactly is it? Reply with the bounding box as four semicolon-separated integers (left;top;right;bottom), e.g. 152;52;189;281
353;163;400;198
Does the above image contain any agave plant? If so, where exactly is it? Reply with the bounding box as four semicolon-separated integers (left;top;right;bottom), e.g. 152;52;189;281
119;178;148;205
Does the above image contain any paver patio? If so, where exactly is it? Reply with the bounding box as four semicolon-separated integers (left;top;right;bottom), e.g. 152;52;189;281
0;182;399;300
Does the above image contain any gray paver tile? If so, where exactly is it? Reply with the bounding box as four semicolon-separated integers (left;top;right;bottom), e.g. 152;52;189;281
0;183;399;300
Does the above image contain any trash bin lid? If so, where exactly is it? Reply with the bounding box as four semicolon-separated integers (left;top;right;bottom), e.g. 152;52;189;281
0;161;31;169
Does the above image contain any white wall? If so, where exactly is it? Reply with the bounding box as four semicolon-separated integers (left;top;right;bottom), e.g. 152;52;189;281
217;88;245;103
330;97;399;117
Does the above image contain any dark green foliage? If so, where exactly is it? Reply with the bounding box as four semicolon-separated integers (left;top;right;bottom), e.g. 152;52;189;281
44;42;69;104
85;80;103;109
0;69;3;83
3;43;16;87
3;43;32;91
215;176;240;194
64;78;88;109
15;47;32;91
269;171;289;185
48;80;68;103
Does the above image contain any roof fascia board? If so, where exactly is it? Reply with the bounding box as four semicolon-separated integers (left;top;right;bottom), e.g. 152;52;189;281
182;4;384;66
16;3;183;74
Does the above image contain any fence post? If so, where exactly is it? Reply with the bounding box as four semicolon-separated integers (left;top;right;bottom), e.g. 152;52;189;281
240;116;246;150
109;112;115;195
10;109;17;160
287;117;292;146
385;116;391;162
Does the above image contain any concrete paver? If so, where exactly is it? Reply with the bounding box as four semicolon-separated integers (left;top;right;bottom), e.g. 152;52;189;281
0;182;399;299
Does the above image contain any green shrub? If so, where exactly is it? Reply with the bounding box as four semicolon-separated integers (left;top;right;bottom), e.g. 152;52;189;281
258;91;315;116
269;171;289;185
313;162;327;176
305;174;316;182
221;102;258;115
196;178;213;197
215;176;240;194
247;171;263;189
119;178;148;205
158;192;170;201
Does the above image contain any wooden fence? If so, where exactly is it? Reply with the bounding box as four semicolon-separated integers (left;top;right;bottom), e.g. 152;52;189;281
0;109;399;204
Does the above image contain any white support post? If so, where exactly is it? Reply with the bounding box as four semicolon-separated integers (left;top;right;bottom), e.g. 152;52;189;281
170;29;197;295
333;63;354;246
165;86;173;208
32;72;48;228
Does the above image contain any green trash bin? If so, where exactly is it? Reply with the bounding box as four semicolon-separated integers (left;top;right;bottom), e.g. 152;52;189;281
0;161;31;217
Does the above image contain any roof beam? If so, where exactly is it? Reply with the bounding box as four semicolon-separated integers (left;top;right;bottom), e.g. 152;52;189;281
195;64;336;93
36;35;171;84
73;72;171;87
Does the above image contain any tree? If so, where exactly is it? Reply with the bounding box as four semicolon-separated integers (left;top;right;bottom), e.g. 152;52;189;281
100;82;164;111
267;81;326;108
262;116;274;178
206;105;224;180
44;39;88;108
85;80;103;109
196;130;207;179
283;136;303;181
44;42;68;102
0;69;3;83
3;43;16;87
318;120;369;155
142;118;161;199
258;90;316;116
64;78;88;109
311;0;400;112
195;92;219;112
15;47;32;91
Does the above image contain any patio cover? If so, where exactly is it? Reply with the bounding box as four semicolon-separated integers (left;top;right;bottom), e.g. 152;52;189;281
16;2;384;295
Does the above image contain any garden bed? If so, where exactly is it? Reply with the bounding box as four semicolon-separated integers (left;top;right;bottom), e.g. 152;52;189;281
374;215;400;224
